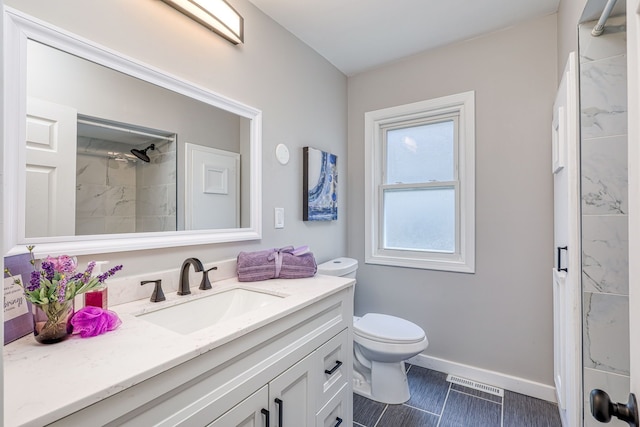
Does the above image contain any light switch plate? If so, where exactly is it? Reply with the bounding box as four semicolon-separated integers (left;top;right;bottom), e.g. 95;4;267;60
274;208;285;229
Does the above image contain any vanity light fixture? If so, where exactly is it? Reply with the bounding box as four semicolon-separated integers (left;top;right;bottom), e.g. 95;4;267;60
161;0;244;44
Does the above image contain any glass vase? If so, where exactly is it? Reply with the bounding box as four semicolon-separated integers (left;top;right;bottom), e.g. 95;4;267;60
32;300;74;344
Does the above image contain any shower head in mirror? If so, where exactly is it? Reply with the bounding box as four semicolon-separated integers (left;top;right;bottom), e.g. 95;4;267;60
130;143;155;163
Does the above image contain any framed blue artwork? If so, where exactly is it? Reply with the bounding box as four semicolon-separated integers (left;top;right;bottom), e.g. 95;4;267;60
303;147;338;221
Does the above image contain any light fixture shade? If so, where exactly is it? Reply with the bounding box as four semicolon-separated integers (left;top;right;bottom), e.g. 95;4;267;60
162;0;244;44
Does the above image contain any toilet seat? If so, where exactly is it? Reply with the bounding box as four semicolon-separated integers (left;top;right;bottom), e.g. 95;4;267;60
354;313;425;344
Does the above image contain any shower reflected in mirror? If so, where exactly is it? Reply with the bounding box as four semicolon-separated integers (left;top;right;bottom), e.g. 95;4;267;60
74;117;178;236
131;143;156;163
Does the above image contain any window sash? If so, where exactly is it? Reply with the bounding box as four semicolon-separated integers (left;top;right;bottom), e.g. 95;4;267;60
380;183;459;254
381;114;460;186
380;114;461;256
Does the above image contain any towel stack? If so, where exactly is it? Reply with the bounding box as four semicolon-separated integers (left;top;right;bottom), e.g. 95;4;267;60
237;246;317;282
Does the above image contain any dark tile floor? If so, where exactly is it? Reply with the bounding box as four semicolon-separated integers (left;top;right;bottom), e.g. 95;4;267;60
353;364;562;427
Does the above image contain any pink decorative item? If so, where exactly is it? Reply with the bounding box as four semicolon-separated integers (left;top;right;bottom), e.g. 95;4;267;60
84;288;108;309
70;306;122;338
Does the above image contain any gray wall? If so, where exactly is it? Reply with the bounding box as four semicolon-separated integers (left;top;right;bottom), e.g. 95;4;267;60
5;0;348;275
558;0;587;76
347;14;558;386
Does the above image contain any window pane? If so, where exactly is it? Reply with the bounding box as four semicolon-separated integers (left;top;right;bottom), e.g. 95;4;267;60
386;120;454;184
383;187;455;253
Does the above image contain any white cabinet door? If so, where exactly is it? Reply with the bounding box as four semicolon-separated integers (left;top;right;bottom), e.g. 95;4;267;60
269;352;316;427
208;385;268;427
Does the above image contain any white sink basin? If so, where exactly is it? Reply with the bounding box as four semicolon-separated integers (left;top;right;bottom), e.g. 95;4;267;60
136;288;284;335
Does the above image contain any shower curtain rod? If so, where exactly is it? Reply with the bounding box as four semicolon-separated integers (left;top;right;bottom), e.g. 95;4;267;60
592;0;618;36
77;118;175;142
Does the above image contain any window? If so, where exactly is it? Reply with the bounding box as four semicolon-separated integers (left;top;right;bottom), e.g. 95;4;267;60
364;91;475;272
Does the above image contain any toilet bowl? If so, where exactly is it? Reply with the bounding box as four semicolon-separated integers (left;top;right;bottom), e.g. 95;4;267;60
317;257;429;404
353;313;428;403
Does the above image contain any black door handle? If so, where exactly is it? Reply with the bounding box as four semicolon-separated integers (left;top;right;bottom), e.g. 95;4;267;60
275;398;283;427
325;360;343;375
590;389;639;427
261;408;270;427
334;416;343;426
557;246;568;272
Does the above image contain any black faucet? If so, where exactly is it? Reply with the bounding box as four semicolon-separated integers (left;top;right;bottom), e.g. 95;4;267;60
141;279;165;302
178;258;204;295
200;266;218;291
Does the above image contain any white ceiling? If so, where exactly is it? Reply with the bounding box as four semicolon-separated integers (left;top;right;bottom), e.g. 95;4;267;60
247;0;561;76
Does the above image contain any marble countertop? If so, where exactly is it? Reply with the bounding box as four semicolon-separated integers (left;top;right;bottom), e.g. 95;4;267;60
3;275;354;427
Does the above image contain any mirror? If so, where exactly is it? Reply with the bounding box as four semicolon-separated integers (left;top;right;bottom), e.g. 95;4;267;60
3;8;262;256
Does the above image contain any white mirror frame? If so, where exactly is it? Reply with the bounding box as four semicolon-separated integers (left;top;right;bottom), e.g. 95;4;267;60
3;7;262;257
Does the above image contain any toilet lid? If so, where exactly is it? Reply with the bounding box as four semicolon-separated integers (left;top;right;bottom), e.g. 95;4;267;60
354;313;425;344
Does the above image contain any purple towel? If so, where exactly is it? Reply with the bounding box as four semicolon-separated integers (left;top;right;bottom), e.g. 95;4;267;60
237;246;317;282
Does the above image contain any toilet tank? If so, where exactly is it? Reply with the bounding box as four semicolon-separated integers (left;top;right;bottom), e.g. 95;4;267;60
317;257;358;278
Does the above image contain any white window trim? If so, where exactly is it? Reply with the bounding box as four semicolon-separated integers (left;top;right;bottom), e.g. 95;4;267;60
364;91;475;273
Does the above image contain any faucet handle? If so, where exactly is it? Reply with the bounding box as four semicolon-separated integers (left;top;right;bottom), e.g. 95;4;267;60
199;266;218;290
141;279;166;302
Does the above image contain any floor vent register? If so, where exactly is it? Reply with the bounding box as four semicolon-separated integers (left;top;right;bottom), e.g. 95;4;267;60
446;374;504;397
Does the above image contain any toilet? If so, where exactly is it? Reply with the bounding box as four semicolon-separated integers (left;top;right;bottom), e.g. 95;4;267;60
317;257;429;404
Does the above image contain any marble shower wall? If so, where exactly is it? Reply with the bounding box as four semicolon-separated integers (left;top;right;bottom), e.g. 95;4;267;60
75;137;177;235
76;138;137;235
135;140;177;232
579;16;630;426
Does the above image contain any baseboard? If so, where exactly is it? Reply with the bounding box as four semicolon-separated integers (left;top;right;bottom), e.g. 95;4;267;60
408;353;558;403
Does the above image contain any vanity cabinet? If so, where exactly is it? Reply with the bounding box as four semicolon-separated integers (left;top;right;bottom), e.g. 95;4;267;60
48;287;353;427
208;329;350;427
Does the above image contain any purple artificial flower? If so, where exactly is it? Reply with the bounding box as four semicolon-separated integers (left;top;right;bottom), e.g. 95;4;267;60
46;255;77;274
60;255;77;273
98;264;123;283
83;261;96;284
28;270;41;292
41;261;55;282
57;277;68;302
